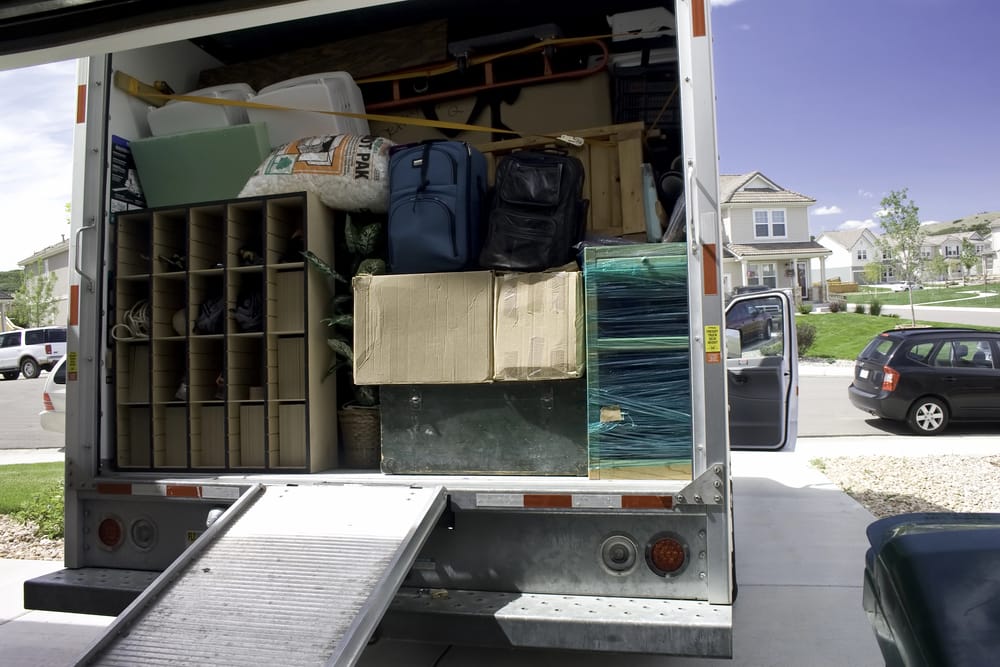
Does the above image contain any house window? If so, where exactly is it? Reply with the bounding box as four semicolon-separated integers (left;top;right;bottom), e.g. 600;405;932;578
945;245;959;257
749;263;777;288
856;248;868;261
753;209;787;239
975;244;984;253
920;248;932;259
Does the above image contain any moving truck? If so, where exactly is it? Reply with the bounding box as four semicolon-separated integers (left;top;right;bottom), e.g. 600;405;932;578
1;1;797;663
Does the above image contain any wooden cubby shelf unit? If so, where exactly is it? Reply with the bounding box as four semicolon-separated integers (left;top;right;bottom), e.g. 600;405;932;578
111;192;339;472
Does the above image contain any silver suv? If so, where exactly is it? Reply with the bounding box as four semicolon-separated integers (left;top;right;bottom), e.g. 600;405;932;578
0;326;67;380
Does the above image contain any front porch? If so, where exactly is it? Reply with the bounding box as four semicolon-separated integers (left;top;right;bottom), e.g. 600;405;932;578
723;242;833;302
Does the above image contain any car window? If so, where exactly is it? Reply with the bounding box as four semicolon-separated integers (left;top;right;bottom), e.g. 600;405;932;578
0;332;20;348
25;329;44;345
860;336;897;364
932;339;993;368
54;359;67;384
45;328;67;343
906;342;935;365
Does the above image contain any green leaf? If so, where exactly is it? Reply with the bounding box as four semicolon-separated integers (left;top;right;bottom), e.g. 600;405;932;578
327;337;354;361
301;250;349;284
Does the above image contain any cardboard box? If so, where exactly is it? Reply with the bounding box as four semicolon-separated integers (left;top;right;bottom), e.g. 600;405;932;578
353;272;493;385
493;271;585;381
370;72;612;145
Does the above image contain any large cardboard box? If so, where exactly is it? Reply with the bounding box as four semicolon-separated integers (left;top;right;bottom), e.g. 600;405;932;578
353;272;493;385
493;271;584;381
370;72;612;145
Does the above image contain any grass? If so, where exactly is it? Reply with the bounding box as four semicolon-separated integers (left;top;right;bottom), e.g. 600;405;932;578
798;312;998;360
842;284;1000;307
0;462;64;539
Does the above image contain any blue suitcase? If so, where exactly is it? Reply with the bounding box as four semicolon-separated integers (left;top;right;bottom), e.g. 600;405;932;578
387;141;488;273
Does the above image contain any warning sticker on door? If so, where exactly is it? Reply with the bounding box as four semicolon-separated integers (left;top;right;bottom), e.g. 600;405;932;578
705;325;722;364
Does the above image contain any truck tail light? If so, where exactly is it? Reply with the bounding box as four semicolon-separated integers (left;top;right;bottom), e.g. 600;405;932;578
98;516;124;550
42;392;54;411
882;366;899;392
130;518;157;550
647;535;687;576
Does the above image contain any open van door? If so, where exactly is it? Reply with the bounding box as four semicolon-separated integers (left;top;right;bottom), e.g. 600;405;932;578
725;290;798;451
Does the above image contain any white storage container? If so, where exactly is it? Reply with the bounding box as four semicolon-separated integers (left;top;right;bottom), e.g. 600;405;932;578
146;83;255;136
246;71;370;147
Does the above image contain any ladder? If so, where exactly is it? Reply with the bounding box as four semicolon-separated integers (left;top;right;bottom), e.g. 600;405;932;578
75;483;446;666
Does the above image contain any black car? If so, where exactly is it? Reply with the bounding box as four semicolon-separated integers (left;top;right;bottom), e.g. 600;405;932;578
848;327;1000;435
725;300;773;347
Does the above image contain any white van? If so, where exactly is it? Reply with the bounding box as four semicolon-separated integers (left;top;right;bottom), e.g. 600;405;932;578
0;326;68;379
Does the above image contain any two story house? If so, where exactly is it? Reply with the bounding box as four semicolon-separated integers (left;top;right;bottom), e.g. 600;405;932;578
921;231;992;282
720;172;831;301
813;229;880;284
17;237;71;326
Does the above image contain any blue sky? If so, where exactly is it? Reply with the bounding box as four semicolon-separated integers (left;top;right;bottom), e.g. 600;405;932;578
0;1;997;268
711;0;1000;235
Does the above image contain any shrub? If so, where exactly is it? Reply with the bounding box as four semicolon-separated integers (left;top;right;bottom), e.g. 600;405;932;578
13;481;64;539
828;300;841;313
796;321;817;355
870;299;883;316
798;303;814;315
854;303;866;315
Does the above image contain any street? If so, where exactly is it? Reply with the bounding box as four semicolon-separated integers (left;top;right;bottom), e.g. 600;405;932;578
0;373;63;451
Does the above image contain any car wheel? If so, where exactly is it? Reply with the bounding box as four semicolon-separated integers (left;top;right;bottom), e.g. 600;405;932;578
20;358;40;379
907;397;948;435
1;371;17;381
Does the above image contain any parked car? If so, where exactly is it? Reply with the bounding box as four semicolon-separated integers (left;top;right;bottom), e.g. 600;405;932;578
888;281;922;292
0;326;67;379
725;300;773;347
39;354;67;433
848;327;1000;435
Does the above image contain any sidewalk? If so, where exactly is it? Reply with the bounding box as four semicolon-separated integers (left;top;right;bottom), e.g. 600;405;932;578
0;443;886;667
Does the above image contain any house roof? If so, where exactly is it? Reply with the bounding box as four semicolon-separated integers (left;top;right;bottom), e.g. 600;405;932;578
819;229;871;250
18;237;69;267
727;241;833;260
719;172;816;206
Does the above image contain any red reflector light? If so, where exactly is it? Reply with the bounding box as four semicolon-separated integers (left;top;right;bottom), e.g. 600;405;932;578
98;517;124;550
42;393;54;411
882;365;899;392
648;536;687;575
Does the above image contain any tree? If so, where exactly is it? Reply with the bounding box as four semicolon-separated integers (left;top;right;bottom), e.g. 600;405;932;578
959;238;979;285
863;261;884;286
874;189;926;284
927;254;949;283
9;261;58;327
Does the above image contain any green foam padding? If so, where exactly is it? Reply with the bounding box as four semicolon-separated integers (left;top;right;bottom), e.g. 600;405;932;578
130;123;271;208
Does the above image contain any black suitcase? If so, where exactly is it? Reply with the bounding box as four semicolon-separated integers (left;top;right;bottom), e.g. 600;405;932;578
479;150;587;272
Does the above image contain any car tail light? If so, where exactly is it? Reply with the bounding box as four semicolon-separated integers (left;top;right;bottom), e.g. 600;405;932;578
45;343;53;354
882;365;899;392
42;392;54;411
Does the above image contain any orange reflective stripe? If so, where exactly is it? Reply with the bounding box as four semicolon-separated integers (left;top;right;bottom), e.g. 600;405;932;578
692;0;707;37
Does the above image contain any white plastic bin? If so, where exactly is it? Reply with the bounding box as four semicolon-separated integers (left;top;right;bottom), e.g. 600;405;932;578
246;71;370;147
146;83;255;136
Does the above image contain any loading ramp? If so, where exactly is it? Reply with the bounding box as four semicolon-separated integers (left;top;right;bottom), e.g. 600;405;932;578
75;483;446;666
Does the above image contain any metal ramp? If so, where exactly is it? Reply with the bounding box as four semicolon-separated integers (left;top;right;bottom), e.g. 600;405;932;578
76;483;446;667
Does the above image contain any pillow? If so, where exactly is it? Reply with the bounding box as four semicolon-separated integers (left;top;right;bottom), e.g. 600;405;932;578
239;134;393;213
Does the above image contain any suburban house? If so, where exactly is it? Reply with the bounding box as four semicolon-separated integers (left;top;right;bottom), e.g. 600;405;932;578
812;229;881;284
720;172;832;301
920;230;993;282
17;237;71;326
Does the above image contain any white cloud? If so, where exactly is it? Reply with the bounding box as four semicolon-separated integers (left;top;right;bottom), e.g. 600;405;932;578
858;189;874;199
839;219;877;231
813;205;842;216
710;0;744;6
0;60;77;270
737;24;751;30
920;219;941;226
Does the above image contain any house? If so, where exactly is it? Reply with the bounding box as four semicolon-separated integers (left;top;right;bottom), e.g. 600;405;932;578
720;172;832;301
921;230;991;282
813;229;880;284
17;237;70;326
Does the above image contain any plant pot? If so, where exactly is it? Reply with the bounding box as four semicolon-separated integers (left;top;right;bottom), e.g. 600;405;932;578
338;404;381;469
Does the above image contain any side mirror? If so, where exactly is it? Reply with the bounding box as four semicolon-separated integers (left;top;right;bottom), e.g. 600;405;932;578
726;328;741;359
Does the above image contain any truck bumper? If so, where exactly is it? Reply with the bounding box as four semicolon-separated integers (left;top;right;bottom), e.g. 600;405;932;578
25;570;732;658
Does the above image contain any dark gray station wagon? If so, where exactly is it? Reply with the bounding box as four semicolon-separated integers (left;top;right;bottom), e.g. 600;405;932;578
848;327;1000;435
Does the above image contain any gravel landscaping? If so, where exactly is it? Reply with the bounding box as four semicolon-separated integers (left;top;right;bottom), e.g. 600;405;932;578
0;515;63;560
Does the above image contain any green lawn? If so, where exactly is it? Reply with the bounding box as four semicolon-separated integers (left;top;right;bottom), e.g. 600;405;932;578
798;312;997;360
842;284;1000;307
0;462;62;514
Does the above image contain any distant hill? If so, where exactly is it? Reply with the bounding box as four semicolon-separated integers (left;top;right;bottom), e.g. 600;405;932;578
922;211;1000;236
